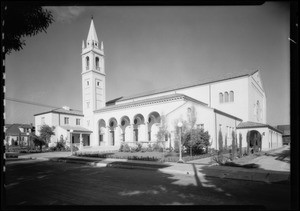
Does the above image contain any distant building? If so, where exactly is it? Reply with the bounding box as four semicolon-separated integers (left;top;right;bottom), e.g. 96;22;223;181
5;124;35;147
34;106;92;147
277;125;290;145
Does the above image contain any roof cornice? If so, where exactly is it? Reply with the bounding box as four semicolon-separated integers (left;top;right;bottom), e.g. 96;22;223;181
94;94;207;113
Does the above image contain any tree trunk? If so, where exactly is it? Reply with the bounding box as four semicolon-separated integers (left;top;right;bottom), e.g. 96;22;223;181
190;147;192;156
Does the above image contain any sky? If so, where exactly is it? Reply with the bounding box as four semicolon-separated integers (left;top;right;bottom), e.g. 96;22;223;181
5;2;290;127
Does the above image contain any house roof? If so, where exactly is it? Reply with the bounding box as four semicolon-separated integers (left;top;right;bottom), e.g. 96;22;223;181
5;124;34;135
34;108;83;117
59;125;92;133
117;69;258;102
214;109;243;121
277;125;290;136
95;93;208;113
237;121;283;134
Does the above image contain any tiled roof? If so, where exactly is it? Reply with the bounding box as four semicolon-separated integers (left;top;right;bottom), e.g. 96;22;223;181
34;108;83;116
106;96;123;106
95;93;208;113
5;124;34;135
237;121;283;134
59;125;92;133
118;69;258;102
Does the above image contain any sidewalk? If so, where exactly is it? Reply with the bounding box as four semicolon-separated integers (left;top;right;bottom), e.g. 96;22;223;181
9;150;290;185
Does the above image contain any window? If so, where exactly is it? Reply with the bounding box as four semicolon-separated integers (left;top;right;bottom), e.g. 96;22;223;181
229;91;234;102
95;57;100;70
224;92;229;102
86;80;90;87
96;80;101;87
64;117;69;125
86;101;90;109
219;93;223;103
76;119;80;125
86;56;89;70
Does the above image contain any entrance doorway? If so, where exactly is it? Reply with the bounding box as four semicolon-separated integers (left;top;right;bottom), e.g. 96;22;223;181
247;130;262;153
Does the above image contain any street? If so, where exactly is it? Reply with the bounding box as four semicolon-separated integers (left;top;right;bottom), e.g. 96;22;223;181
4;160;290;209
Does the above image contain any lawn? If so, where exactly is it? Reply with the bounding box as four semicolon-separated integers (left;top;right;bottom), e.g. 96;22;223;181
75;150;213;163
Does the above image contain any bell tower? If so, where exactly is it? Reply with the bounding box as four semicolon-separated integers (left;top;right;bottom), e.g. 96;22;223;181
81;18;106;126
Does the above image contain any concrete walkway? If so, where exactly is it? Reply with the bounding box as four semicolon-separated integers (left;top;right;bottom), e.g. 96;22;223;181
9;147;290;185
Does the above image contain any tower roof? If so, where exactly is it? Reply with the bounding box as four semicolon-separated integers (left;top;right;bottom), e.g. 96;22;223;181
87;18;98;43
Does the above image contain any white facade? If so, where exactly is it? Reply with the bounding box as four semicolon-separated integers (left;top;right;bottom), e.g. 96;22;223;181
34;107;90;147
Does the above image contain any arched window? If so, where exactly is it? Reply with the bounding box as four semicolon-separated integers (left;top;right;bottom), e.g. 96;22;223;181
86;56;89;70
229;91;234;102
95;57;99;70
219;93;223;103
224;92;229;102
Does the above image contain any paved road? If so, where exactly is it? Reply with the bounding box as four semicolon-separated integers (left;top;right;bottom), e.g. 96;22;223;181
4;160;290;209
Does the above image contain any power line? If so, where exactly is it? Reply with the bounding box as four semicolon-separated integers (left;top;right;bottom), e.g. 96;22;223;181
5;97;62;109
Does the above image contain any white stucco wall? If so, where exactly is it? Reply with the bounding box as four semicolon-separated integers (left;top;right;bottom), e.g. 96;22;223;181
248;75;266;124
215;112;242;150
211;77;249;122
236;127;283;151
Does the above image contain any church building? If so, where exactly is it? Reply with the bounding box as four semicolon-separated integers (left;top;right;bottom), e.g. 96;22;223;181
35;19;283;152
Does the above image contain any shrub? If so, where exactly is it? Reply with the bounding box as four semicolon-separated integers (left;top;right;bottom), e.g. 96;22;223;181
152;143;162;152
130;145;138;153
119;144;124;152
147;143;153;152
136;143;142;152
141;147;147;153
123;143;131;152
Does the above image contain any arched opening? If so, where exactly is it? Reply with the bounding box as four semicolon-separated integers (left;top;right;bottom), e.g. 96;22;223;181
224;92;229;102
133;114;145;142
95;57;100;70
86;56;89;70
108;118;118;146
246;130;262;154
219;93;223;103
98;119;106;146
230;91;234;102
147;111;161;141
120;116;130;142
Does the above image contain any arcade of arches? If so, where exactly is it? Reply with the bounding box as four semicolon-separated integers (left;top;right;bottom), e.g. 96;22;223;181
98;112;162;146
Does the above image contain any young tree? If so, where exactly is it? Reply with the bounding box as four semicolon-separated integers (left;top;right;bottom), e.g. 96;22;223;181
156;115;169;148
231;130;237;160
246;131;250;155
31;134;46;151
218;129;223;152
239;132;243;157
183;128;210;155
39;125;55;147
3;3;54;55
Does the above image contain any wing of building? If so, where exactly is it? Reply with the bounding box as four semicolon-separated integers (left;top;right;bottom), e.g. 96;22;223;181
34;19;283;152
